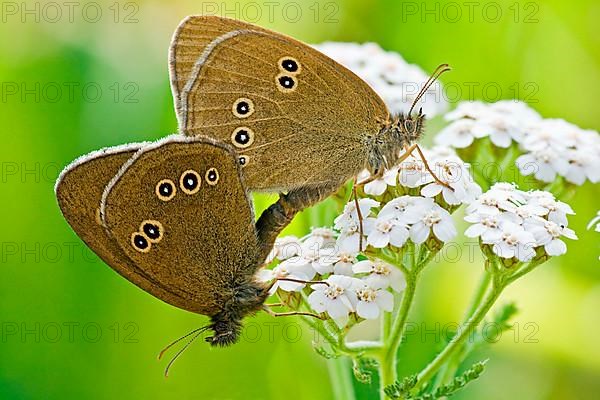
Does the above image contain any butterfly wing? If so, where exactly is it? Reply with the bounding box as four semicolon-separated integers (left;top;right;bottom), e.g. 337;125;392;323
170;16;390;191
55;142;190;308
99;135;259;316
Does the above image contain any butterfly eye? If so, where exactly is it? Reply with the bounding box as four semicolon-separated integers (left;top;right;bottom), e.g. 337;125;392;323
205;168;219;185
131;233;151;253
231;127;255;149
238;155;249;167
155;179;176;201
276;74;297;93
232;98;254;118
278;56;300;73
179;169;201;194
140;220;164;243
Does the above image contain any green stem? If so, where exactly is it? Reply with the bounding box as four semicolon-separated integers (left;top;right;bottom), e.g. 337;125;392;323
413;277;505;392
377;273;418;395
463;270;492;322
328;357;356;400
433;269;492;388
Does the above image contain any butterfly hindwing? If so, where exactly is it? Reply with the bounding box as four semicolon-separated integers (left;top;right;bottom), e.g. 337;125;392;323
55;142;198;312
170;16;389;191
99;136;259;315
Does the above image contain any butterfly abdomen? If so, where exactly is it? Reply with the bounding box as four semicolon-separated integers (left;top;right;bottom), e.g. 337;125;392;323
206;277;269;346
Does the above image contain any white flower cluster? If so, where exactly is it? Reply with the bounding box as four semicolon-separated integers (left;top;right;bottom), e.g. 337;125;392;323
358;146;482;205
516;119;600;185
435;100;541;148
335;197;457;254
435;100;600;185
465;183;578;260
314;42;447;117
259;227;405;327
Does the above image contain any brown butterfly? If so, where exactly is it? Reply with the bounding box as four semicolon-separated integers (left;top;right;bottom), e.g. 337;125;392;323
169;15;450;229
55;135;316;373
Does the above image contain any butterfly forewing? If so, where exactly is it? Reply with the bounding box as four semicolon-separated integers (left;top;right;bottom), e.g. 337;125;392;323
99;136;259;315
170;16;389;191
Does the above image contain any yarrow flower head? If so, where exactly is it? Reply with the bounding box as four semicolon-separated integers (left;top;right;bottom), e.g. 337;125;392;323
314;42;447;116
436;100;541;149
465;183;578;260
516;119;600;185
357;146;481;207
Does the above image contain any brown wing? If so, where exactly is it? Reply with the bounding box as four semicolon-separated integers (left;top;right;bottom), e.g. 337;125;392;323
169;16;389;191
54;142;196;310
99;135;259;316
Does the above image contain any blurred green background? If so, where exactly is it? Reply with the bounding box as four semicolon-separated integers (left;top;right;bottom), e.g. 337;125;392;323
1;0;599;398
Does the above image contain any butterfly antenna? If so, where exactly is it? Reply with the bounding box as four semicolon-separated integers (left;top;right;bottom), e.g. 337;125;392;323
158;325;211;376
162;328;206;377
408;63;451;116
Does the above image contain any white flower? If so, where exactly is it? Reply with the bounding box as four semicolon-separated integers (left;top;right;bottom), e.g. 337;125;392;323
435;119;486;148
517;118;600;186
524;218;578;256
367;214;410;248
314;42;447;117
282;235;346;276
257;260;316;293
358;166;399;196
307;275;360;327
409;203;456;243
466;186;520;215
334;198;380;229
477;114;523;147
378;195;434;224
306;227;337;247
491;222;537;262
355;283;394;319
438;100;541;149
309;246;359;276
352;259;406;292
464;211;519;243
515;148;569;183
398;156;431;187
335;199;379;252
336;217;376;252
444;101;493;121
488;100;542;121
563;147;600;185
420;152;481;205
466;184;577;260
264;236;302;263
527;192;574;226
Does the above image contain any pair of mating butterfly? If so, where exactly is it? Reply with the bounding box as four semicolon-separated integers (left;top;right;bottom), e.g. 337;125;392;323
55;15;449;372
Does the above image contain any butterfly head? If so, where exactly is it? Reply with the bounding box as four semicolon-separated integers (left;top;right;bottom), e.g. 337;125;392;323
366;110;425;173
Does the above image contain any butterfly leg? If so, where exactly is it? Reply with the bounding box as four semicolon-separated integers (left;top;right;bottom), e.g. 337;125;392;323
262;305;324;320
412;144;453;190
352;180;365;252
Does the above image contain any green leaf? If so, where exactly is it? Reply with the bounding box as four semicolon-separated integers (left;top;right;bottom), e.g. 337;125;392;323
384;374;418;399
414;361;487;400
352;357;377;384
